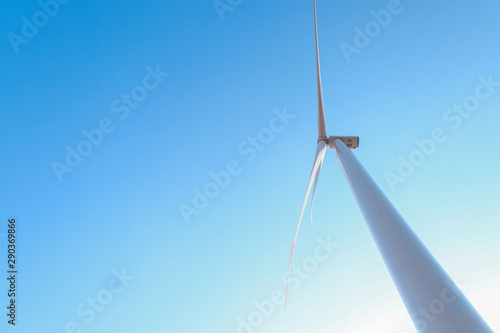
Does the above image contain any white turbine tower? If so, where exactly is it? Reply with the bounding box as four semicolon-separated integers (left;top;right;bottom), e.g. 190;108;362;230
286;1;493;332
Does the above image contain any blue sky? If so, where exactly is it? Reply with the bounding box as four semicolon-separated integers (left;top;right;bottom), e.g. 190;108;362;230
1;0;499;332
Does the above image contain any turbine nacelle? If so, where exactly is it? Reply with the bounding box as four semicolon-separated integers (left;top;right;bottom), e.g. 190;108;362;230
328;136;359;149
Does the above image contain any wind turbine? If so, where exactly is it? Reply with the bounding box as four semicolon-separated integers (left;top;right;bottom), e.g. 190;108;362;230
286;1;493;332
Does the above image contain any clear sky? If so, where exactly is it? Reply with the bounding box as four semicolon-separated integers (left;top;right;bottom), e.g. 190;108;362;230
1;0;499;332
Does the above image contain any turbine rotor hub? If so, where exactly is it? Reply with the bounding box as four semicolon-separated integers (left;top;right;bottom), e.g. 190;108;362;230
317;136;329;144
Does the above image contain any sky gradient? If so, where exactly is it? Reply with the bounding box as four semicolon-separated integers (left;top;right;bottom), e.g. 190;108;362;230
1;0;500;332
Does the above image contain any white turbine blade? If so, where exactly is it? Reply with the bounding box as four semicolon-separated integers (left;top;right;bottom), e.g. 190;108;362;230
311;0;327;226
310;153;324;226
286;140;327;309
314;0;327;140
